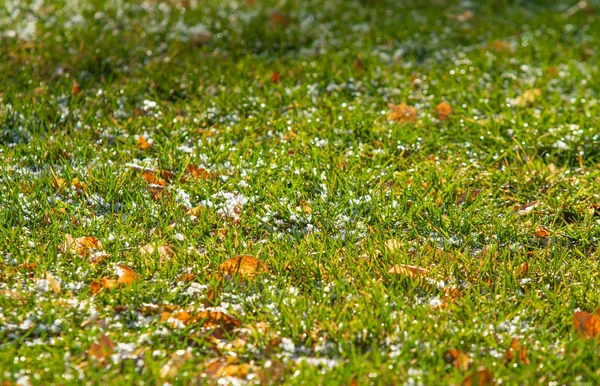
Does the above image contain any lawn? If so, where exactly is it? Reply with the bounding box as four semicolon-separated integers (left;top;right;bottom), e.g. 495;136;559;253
2;0;600;384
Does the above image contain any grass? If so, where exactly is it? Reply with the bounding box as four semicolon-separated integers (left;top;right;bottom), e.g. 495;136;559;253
2;0;600;384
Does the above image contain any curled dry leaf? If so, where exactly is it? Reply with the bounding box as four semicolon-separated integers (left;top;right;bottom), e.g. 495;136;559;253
534;226;550;238
139;243;174;261
387;103;417;123
388;264;428;278
435;101;453;120
59;234;103;258
444;349;470;372
574;310;600;339
88;335;114;366
220;255;269;279
137;136;152;150
462;367;494;386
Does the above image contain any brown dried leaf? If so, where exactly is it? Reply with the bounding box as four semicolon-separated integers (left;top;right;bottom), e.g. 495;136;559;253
90;278;117;295
88;335;114;366
506;338;529;364
204;356;252;379
462;367;494;386
186;164;212;180
435;101;453;121
59;234;103;257
72;80;82;95
137;136;152;150
534;225;550;238
220;255;269;279
574;310;600;339
139;243;174;261
387;103;417;123
116;264;138;285
388;264;428;278
141;171;165;186
444;349;470;372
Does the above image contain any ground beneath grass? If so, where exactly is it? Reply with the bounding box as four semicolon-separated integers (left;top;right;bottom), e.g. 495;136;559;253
2;0;600;384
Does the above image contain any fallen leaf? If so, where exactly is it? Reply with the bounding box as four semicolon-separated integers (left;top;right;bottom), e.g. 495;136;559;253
137;136;152;150
444;349;470;372
204;356;253;379
116;264;139;285
271;71;281;84
161;310;241;333
574;310;600;339
435;101;453;120
186;164;212;180
462;367;494;386
505;338;529;364
220;255;269;279
387;103;417;123
72;80;82;95
59;234;103;257
491;40;513;54
384;239;402;253
186;205;205;216
388;264;428;278
139;243;174;261
534;225;550;238
90;278;117;295
88;335;114;366
52;177;67;191
515;88;541;107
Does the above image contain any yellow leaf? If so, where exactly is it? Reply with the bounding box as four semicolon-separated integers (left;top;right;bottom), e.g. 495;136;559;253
59;234;103;257
220;255;269;278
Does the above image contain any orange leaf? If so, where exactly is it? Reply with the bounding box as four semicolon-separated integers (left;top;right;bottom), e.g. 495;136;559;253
462;367;494;386
387;103;417;123
116;264;138;285
186;164;212;180
444;349;470;372
534;226;550;238
88;335;114;366
137;136;152;150
220;255;269;278
90;278;117;295
59;234;103;257
506;338;529;364
387;264;428;278
574;310;600;338
72;80;82;95
141;171;165;186
435;101;453;121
